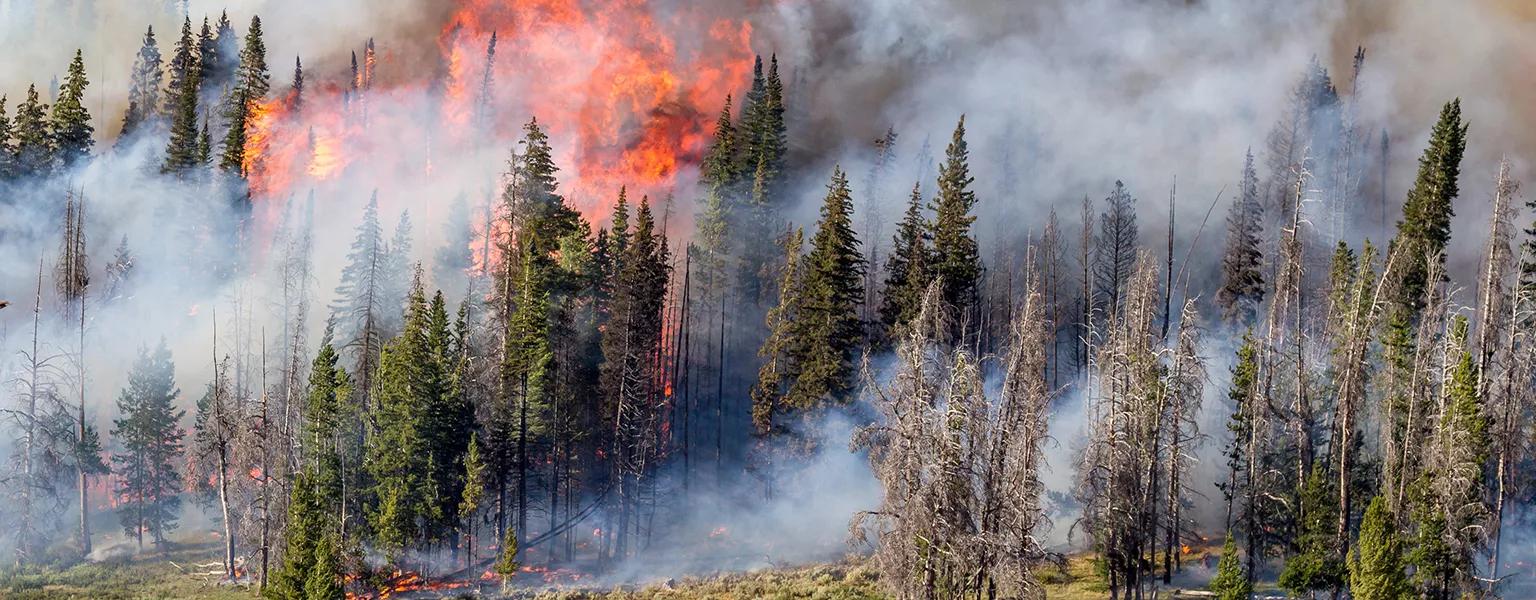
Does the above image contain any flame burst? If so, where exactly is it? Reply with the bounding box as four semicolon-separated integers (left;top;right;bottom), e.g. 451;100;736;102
243;0;755;225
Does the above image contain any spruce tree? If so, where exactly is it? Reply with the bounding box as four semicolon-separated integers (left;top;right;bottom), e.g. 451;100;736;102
879;182;931;338
330;193;386;409
162;22;202;176
791;166;864;406
751;228;804;435
1208;533;1253;600
196;17;219;89
1279;464;1345;596
50;49;94;168
161;17;197;119
929;116;982;335
13;84;53;177
1216;149;1264;326
366;273;433;560
111;341;185;550
235;16;271;101
120;26;163;140
1350;496;1410;600
1389;99;1467;317
0;96;14;180
700;95;738;191
1095;180;1139;319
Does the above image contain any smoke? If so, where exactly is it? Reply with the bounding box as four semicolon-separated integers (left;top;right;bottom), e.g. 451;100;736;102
2;0;1536;579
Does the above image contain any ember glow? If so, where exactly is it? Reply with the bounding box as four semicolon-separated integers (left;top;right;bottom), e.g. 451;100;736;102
242;0;755;222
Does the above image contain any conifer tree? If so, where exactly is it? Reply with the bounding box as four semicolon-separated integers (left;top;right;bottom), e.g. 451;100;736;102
929;116;982;336
1279;464;1345;596
1389;99;1467;318
1208;533;1253;600
111;341;186;550
197;17;218;88
192;357;242;578
751;228;804;435
790;166;864;406
379;210;414;337
161;21;202;176
330;193;386;414
700;95;738;191
1216;150;1264;326
366;273;434;561
13;84;53;177
419;290;474;544
235;16;270;102
50;49;94;168
0;96;14;180
879;182;931;339
120;26;163;140
291;56;304;114
1095;180;1139;319
1350;496;1410;600
161;17;197;119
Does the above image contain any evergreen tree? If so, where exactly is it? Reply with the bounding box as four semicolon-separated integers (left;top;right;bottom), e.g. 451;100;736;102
1279;464;1345;596
265;469;328;600
162;20;202;175
929;116;982;335
379;210;414;337
1216;149;1264;326
111;341;186;550
1095;180;1139;319
1389;99;1467;317
50;49;94;168
235;16;270;101
196;17;218;89
0;96;14;180
1350;496;1410;600
161;17;197;119
330;193;386;411
1208;533;1253;600
366;274;434;560
13;84;53;177
790;166;865;405
434;193;474;290
120;26;163;140
700;94;738;191
879;182;931;338
751;228;804;435
303;533;343;600
419;290;474;543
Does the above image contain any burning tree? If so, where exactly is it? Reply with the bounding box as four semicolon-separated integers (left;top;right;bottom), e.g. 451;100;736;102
853;279;1052;599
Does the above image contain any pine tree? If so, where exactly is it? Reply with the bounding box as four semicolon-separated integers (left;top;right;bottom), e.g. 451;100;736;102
290;56;304;113
1279;463;1345;596
419;290;474;544
1390;99;1467;318
1216;149;1264;326
366;273;433;561
161;19;201;175
120;26;163;140
303;533;343;600
700;95;738;191
751;228;804;435
790;166;865;406
1208;533;1253;600
330;193;386;415
1350;496;1410;600
161;17;197;119
929;116;982;336
111;341;186;550
879;182;931;339
1095;180;1139;319
235;16;271;101
196;17;218;88
379;210;414;337
50;49;94;168
13;84;53;177
266;469;327;600
0;96;15;180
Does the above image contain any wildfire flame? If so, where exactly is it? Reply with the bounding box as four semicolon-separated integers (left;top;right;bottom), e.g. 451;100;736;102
241;0;755;228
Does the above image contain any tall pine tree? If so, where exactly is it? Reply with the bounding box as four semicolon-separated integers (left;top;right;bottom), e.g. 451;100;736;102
111;341;185;551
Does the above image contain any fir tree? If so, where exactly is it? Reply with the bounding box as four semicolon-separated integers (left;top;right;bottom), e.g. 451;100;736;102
1279;464;1345;597
330;193;387;412
700;94;738;191
13;84;53;177
929;116;982;335
1208;533;1253;600
50;49;94;168
1389;99;1467;318
1095;180;1139;319
790;166;865;406
1216;149;1264;326
366;273;434;560
111;341;186;550
1350;496;1410;600
120;26;163;140
751;228;804;435
235;16;271;101
879;182;931;338
161;17;197;119
0;95;14;180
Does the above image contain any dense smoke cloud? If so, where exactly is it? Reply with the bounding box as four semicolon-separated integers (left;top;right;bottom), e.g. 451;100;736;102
2;0;1535;574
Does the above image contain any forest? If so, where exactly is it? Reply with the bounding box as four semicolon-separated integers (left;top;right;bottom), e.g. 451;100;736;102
2;1;1536;599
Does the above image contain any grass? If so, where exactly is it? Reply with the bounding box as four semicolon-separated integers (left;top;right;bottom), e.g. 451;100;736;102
0;542;256;600
0;546;1149;599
